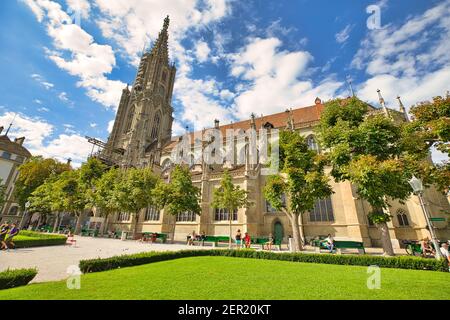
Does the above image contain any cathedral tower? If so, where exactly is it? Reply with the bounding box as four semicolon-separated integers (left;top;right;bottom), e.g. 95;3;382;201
104;16;176;168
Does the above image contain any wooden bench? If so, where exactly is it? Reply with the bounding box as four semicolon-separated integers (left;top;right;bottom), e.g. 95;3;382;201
315;240;365;254
252;238;282;251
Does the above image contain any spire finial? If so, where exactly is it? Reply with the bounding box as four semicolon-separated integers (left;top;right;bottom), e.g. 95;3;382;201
377;89;390;118
164;15;170;30
5;113;17;137
346;76;355;97
396;96;409;121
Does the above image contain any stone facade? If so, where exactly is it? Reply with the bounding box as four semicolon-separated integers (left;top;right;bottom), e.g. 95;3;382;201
0;128;32;224
101;17;450;248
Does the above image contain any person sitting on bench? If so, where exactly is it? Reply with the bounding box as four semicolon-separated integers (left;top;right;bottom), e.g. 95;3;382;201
264;233;274;251
421;237;434;257
187;230;196;246
325;234;334;253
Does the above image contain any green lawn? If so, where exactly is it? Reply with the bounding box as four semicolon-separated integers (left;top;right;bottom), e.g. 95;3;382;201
0;256;448;300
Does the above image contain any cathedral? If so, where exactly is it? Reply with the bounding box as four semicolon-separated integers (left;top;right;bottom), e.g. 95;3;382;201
100;17;450;248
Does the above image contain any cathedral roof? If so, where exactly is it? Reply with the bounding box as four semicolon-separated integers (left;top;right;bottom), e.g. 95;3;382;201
163;101;325;151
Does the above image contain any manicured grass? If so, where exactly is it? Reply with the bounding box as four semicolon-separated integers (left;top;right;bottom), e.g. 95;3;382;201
0;256;448;300
13;231;67;248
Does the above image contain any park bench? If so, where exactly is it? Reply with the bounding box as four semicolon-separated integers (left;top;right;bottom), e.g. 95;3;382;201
81;229;99;237
193;235;230;247
252;238;282;251
315;240;365;254
142;232;168;243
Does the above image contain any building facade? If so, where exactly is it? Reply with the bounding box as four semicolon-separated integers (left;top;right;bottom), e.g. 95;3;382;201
0;127;32;224
101;17;450;248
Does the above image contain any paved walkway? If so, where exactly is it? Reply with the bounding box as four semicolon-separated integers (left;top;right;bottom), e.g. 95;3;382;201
0;237;407;283
0;237;213;283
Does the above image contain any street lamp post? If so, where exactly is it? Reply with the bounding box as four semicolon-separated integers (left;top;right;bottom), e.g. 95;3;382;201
409;176;443;260
19;201;31;230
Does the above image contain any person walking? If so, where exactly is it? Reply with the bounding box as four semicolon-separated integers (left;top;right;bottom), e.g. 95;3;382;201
2;223;19;250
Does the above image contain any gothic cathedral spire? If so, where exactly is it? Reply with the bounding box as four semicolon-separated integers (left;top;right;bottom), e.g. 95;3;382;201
102;16;176;168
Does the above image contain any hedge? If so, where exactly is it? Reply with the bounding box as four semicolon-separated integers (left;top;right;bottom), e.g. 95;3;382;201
0;268;37;290
13;231;67;248
79;249;449;274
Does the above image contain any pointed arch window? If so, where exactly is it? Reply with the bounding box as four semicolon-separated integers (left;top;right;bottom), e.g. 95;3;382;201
151;112;161;139
397;209;410;227
125;105;135;133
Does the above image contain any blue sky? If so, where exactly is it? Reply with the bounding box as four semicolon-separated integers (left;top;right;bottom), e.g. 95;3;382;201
0;0;449;166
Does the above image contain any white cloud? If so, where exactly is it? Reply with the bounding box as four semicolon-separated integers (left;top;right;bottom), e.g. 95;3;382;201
195;40;211;63
58;92;69;102
335;24;353;44
66;0;91;19
34;99;43;104
90;122;97;128
353;0;450;109
31;73;54;90
38;107;50;112
229;37;343;118
24;0;125;109
0;112;90;167
107;120;114;133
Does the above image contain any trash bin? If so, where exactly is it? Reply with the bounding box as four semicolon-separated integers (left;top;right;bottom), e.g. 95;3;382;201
121;231;128;241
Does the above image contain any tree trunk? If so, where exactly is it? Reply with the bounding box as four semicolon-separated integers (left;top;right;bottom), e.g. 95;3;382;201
229;212;233;249
298;213;305;245
52;213;60;233
171;218;176;244
132;211;139;239
101;214;109;236
289;212;303;252
378;222;395;256
74;212;84;235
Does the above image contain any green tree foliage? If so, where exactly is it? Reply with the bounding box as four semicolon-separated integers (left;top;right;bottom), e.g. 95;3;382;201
14;156;71;210
317;97;425;256
114;167;159;236
408;95;450;193
91;167;121;234
212;170;252;248
52;170;87;234
264;130;332;252
153;165;201;242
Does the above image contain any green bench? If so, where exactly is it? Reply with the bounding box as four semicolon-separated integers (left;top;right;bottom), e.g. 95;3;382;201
81;229;99;237
142;232;168;243
193;236;230;247
252;238;282;251
315;240;365;254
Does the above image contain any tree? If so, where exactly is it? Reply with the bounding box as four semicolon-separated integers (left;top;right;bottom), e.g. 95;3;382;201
91;167;121;235
52;170;87;235
77;157;107;232
114;167;159;237
153;165;201;243
28;177;60;232
14;156;71;211
316;97;426;256
408;95;450;193
212;170;252;248
264;130;333;252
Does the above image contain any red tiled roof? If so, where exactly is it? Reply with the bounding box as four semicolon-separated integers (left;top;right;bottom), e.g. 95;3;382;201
164;102;324;150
